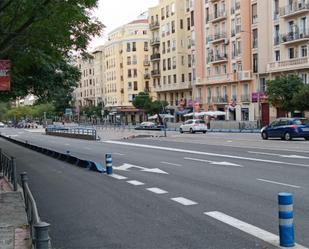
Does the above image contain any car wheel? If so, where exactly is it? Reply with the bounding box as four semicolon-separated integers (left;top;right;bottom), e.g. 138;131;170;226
190;128;195;134
305;137;309;141
284;132;292;141
179;128;183;134
261;131;268;140
203;131;206;134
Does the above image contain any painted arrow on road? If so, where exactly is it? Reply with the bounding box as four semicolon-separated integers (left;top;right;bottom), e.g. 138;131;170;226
184;157;243;167
113;163;169;174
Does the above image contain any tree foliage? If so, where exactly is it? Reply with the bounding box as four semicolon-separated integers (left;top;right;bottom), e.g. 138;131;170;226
133;92;168;124
0;0;103;101
266;75;304;114
292;84;309;112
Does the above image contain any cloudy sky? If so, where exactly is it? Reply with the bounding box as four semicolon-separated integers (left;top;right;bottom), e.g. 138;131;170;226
89;0;158;49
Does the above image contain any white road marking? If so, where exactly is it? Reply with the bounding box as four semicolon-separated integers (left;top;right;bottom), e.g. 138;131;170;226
127;180;145;186
248;151;309;159
114;163;168;174
113;152;125;156
160;161;182;167
205;211;307;249
109;174;127;180
104;141;309;168
146;187;168;194
184;157;243;167
171;197;198;206
257;178;301;189
84;147;91;150
65;143;70;146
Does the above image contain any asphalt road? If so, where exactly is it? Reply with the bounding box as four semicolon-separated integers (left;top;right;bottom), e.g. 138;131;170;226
0;128;308;249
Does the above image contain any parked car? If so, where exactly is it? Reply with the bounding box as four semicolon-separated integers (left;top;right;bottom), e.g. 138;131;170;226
135;122;162;130
0;122;5;128
261;118;309;141
179;119;207;134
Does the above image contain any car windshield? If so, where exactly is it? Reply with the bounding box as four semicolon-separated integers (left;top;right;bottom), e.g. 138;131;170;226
197;120;205;124
294;119;309;125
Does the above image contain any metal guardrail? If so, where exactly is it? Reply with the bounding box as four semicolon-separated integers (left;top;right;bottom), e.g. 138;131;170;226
21;172;50;249
0;148;17;191
46;126;97;140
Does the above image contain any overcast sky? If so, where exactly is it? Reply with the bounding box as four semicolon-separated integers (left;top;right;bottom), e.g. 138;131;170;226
89;0;158;49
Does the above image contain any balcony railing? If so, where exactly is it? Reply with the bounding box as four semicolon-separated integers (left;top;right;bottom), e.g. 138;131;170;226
213;95;228;103
209;10;227;22
237;71;252;81
150;38;160;46
154;82;191;92
151;70;161;77
208;54;228;63
150;53;161;61
207;32;227;43
280;2;309;17
149;21;160;30
281;30;309;44
144;73;151;79
241;94;250;102
267;57;309;72
144;60;150;66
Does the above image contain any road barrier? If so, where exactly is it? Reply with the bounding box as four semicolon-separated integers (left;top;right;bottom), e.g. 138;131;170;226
21;172;51;249
46;126;97;140
0;148;17;191
105;153;112;175
278;192;294;247
0;133;106;174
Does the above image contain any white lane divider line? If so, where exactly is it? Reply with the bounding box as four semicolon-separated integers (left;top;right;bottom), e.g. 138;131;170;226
205;211;307;249
184;157;243;167
171;197;198;206
257;178;301;189
109;174;127;180
248;151;309;159
127;180;145;186
146;187;168;194
113;152;125;156
160;161;182;167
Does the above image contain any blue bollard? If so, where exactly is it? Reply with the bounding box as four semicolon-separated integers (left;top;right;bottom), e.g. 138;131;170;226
278;192;295;247
105;153;112;175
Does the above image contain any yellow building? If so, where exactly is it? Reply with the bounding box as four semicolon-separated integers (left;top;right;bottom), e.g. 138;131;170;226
149;0;195;121
103;19;151;124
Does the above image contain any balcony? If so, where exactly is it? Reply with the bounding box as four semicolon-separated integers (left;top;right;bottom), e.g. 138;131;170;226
205;74;234;84
281;30;309;45
213;95;228;103
154;82;192;92
207;32;227;43
237;71;252;81
267;57;309;73
151;70;161;77
149;21;160;30
241;94;250;102
144;60;150;66
209;10;227;22
280;2;309;18
144;73;151;79
150;53;161;61
150;38;160;46
208;54;228;64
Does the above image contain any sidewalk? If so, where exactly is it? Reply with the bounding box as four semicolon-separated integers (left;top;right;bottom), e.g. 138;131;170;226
0;177;31;249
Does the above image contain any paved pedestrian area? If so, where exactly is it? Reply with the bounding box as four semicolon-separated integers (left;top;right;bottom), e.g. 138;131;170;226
0;177;31;249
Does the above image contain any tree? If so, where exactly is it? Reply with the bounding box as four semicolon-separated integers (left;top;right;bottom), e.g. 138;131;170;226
0;0;103;100
266;75;304;116
292;84;309;112
133;92;168;124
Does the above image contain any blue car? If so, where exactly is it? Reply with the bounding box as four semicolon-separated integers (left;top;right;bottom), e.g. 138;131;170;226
261;118;309;140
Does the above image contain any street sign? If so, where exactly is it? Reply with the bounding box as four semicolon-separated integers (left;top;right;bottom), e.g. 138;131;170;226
0;60;11;91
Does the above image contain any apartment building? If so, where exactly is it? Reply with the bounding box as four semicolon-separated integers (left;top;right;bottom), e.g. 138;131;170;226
194;0;254;121
103;19;150;124
74;46;105;109
148;0;195;120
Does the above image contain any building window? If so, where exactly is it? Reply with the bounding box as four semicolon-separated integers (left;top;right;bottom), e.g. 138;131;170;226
301;45;307;57
259;78;266;92
252;4;257;24
252;29;258;48
187;17;191;30
253;54;258;73
301;73;308;84
180;19;183;29
173;74;177;83
181;74;185;82
128;82;132;90
127;43;131;52
288;47;295;59
275;50;280;61
144;42;148;51
132;42;136;52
